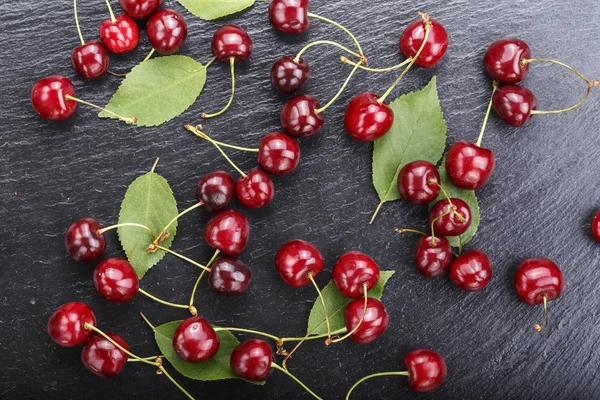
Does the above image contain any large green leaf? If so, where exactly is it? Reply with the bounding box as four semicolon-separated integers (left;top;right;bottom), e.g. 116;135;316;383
178;0;256;20
306;271;395;335
99;55;207;127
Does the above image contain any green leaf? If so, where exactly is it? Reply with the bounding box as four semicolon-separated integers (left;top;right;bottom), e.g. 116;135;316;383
99;55;207;127
306;271;395;335
118;169;178;279
177;0;256;20
154;321;263;384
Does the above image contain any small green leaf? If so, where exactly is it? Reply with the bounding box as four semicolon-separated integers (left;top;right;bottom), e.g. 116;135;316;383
306;271;395;335
118;169;178;279
99;55;207;127
178;0;256;20
154;321;263;384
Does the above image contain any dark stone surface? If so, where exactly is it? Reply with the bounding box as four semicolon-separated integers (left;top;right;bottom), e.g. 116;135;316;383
1;0;599;399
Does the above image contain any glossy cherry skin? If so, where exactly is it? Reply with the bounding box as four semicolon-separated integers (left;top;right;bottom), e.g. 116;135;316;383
235;169;275;209
212;25;252;62
344;93;394;142
332;251;380;299
399;18;448;68
172;316;220;363
47;302;96;347
65;218;106;262
81;333;129;378
230;339;274;381
197;171;234;212
208;256;252;296
592;211;600;242
31;76;77;121
514;258;564;305
99;15;139;54
71;41;110;79
415;235;452;277
404;349;447;392
93;258;139;303
344;298;389;344
269;0;310;35
492;85;538;127
275;239;323;287
204;210;250;256
119;0;162;19
280;95;323;138
445;141;495;190
429;199;472;236
449;250;492;291
146;9;187;55
258;132;301;176
397;161;440;205
484;38;531;84
271;56;310;94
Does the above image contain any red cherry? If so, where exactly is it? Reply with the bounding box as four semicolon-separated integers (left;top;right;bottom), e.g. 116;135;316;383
65;218;106;262
197;171;234;212
280;95;323;138
492;85;538;127
592;211;600;242
212;25;252;62
258;132;301;176
31;76;77;121
399;18;448;68
47;302;96;347
235;169;275;209
344;92;394;142
404;349;447;392
99;15;139;54
208;256;252;296
332;251;380;299
484;38;531;84
514;258;564;306
445;141;495;190
93;258;139;303
271;56;310;94
344;298;389;344
230;339;274;381
269;0;310;35
172;316;220;363
429;199;471;236
449;250;492;291
81;333;129;378
275;239;323;287
71;41;110;79
146;9;187;55
119;0;162;19
204;210;250;256
397;161;441;205
415;235;452;278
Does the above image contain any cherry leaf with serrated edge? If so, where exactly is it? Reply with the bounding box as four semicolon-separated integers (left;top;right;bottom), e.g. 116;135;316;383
306;271;395;335
177;0;256;20
99;55;207;127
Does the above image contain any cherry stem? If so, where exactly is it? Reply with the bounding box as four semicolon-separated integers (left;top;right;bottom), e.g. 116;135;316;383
213;327;281;342
188;249;219;307
295;40;361;63
534;294;549;332
150;157;160;173
151;202;204;248
127;355;163;362
73;0;85;45
106;70;128;77
345;371;410;400
84;323;158;366
307;273;332;343
158;364;195;400
64;94;137;124
315;60;362;114
138;288;195;314
369;201;385;225
155;245;211;272
190;130;258;152
143;48;155;63
340;56;411;73
103;0;117;23
98;223;156;239
429;181;466;223
139;312;156;330
202;57;236;119
205;57;216;69
308;12;364;59
330;284;368;344
271;363;324;400
395;228;427;236
476;80;499;147
429;209;452;246
280;327;347;343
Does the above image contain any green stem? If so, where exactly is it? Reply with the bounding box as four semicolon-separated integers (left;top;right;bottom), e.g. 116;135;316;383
206;249;221;268
73;0;85;45
315;61;362;114
430;209;452;246
395;228;427;236
156;246;211;271
345;371;409;400
534;294;549;332
154;202;203;246
295;40;361;62
272;363;323;400
103;0;116;23
189;269;207;308
308;274;331;342
97;223;155;239
205;56;216;69
340;56;410;73
64;94;137;124
143;48;155;62
84;324;158;367
330;284;367;343
127;355;163;362
159;365;195;400
476;80;499;147
213;327;281;342
280;327;347;343
139;312;156;331
202;57;236;119
308;12;363;56
369;200;385;225
138;288;191;311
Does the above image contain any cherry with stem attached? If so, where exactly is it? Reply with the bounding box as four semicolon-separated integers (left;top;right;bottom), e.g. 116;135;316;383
396;229;453;278
99;0;139;54
71;0;109;79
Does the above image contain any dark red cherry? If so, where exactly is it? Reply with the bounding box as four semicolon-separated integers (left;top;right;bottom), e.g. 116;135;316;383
71;41;110;79
332;251;380;299
404;349;447;392
119;0;162;19
93;258;139;303
146;9;187;55
445;141;495;190
235;169;275;209
230;339;274;381
271;56;310;94
280;95;323;138
258;132;301;176
172;316;220;363
47;302;96;347
344;298;389;344
99;15;139;54
429;199;471;236
208;256;252;296
269;0;310;35
415;235;452;278
449;249;492;291
484;38;531;84
204;210;250;256
212;25;252;62
197;171;234;212
81;332;128;378
592;211;600;243
399;18;448;68
275;239;323;287
31;76;77;121
492;85;538;127
344;92;394;142
65;218;106;262
514;258;564;305
397;161;440;205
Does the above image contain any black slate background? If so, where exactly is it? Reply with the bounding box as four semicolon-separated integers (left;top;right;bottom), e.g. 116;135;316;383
1;0;600;399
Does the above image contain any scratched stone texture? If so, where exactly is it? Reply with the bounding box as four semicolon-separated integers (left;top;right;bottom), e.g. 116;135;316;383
1;0;599;399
